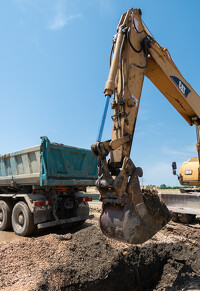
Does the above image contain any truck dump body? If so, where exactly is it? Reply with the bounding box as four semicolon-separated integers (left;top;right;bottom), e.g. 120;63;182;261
0;136;97;187
0;137;97;236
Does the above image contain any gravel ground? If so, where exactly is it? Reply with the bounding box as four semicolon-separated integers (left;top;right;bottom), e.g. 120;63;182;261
0;202;199;291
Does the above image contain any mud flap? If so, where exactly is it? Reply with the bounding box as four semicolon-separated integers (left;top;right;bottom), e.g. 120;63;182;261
100;170;171;244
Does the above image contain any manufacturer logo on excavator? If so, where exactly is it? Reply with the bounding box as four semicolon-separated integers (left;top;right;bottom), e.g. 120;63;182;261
170;76;191;98
185;170;192;175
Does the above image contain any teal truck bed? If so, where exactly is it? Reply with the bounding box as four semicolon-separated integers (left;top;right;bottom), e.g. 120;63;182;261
0;137;98;236
0;136;97;187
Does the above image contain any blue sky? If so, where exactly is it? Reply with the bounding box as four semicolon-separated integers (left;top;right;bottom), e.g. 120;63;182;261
0;0;199;186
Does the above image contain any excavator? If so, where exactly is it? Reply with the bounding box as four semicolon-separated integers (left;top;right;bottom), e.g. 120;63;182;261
91;8;200;244
168;126;200;223
172;125;200;187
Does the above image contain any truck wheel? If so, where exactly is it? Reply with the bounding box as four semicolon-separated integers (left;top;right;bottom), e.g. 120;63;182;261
178;214;196;224
0;200;12;231
12;202;35;236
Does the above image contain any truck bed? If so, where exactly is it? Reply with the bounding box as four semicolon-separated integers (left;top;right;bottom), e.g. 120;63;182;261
0;136;97;187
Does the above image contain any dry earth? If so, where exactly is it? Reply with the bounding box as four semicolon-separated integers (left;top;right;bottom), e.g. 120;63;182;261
0;201;199;291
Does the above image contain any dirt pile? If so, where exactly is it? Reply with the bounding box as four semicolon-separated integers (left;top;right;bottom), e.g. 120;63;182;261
142;187;171;224
0;214;199;291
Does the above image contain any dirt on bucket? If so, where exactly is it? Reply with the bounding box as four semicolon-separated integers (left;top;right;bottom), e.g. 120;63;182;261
142;187;171;223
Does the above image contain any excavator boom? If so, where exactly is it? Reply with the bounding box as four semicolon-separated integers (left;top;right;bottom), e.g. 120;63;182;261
92;8;200;244
146;37;200;126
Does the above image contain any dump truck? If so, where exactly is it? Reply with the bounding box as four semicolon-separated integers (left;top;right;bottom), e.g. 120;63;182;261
0;136;97;236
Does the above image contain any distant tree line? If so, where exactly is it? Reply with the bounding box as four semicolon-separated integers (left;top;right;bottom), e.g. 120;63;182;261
159;184;197;189
145;184;197;189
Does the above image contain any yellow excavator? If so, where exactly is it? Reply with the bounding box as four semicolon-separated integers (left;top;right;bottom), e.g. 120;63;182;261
91;8;200;244
169;125;200;223
172;125;200;187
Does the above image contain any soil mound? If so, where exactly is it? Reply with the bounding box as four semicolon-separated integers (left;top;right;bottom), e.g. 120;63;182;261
0;220;199;291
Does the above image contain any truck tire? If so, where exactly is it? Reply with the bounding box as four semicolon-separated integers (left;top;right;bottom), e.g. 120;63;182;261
178;214;196;224
0;200;12;231
11;202;35;236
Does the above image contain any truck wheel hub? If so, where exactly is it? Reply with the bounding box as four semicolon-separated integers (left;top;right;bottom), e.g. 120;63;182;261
18;213;24;225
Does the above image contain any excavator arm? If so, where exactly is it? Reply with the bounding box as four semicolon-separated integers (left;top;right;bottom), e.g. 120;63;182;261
91;8;200;244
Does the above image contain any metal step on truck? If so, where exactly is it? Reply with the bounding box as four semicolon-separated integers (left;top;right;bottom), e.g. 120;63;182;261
0;136;98;236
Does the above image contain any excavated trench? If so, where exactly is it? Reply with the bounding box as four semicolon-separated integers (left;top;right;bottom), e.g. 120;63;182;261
0;198;199;291
35;189;199;291
35;226;199;291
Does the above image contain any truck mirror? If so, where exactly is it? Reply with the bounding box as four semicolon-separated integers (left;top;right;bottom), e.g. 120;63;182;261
172;162;177;175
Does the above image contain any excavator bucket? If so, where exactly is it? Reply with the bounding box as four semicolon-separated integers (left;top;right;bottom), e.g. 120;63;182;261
100;169;171;244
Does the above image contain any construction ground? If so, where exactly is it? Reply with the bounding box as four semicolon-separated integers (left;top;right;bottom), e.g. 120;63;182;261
0;189;199;291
